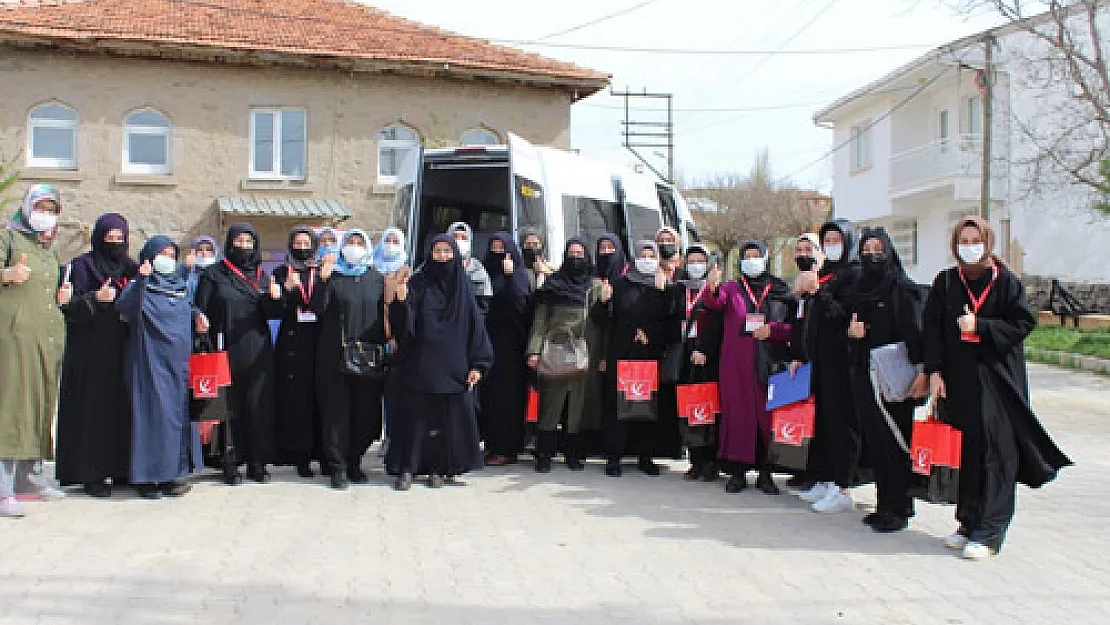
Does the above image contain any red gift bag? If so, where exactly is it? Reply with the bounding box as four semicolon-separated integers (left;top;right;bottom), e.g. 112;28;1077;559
617;360;659;402
676;382;720;426
197;420;219;445
771;397;815;446
526;386;540;423
190;351;231;399
911;419;963;475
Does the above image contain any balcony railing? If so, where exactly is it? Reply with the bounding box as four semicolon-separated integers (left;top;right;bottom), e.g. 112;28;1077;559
889;134;1004;197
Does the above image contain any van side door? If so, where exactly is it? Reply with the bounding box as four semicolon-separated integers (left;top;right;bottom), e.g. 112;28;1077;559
508;133;548;247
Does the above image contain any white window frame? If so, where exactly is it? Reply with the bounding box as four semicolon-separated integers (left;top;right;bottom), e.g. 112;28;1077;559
460;127;500;146
122;109;172;175
938;108;951;153
963;96;983;136
377;122;419;185
26;102;78;169
850;122;872;172
249;108;307;181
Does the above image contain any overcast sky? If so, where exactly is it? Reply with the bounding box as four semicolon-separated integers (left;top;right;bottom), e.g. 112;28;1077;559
368;0;1004;190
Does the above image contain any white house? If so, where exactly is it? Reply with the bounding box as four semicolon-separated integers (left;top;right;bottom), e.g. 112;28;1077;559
813;7;1110;285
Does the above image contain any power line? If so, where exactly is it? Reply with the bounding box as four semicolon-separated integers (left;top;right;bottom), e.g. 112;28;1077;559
491;41;935;55
581;100;827;113
527;0;666;42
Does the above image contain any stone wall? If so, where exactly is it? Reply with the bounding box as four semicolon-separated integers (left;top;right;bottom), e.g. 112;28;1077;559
0;47;573;260
1025;275;1110;314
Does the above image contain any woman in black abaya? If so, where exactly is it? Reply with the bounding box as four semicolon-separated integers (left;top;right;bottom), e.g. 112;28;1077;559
195;223;283;484
386;235;493;490
56;213;138;497
924;217;1070;559
272;226;323;478
479;231;532;466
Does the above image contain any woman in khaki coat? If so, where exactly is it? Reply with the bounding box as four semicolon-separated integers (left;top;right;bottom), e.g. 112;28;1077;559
526;238;604;472
0;184;70;518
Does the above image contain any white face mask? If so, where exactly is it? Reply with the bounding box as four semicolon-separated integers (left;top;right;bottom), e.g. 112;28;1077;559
957;243;986;265
152;255;177;275
341;245;367;264
635;257;659;275
740;257;766;278
382;242;403;258
824;243;843;263
455;239;471;258
686;262;708;280
27;212;58;233
195;255;217;268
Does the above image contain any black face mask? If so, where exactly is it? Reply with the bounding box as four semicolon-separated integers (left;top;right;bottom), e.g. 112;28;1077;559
659;243;678;259
103;241;128;261
860;252;888;275
795;256;817;272
488;250;507;262
563;256;589;275
227;246;255;267
522;248;541;267
289;248;313;263
595;252;614;275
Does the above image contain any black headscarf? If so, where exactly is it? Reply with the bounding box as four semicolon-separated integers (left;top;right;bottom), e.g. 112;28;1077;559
482;230;530;296
285;225;317;271
224;222;261;271
594;232;627;282
625;240;661;287
70;212;138;294
537;237;593;307
678;243;711;291
849;226;914;303
737;240;792;304
413;234;475;345
818;218;859;278
519;226;547;269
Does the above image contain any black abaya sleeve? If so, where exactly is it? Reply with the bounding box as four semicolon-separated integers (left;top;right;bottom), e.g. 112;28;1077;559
642;284;683;348
467;302;494;374
923;270;950;374
260;270;287;320
975;270;1036;355
896;284;926;365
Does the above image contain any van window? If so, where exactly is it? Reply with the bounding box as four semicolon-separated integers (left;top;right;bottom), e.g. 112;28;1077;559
626;203;662;250
414;160;510;262
514;174;546;239
562;195;625;250
657;186;680;229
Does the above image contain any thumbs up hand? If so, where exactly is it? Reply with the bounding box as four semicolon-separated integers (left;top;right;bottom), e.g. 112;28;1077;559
284;268;301;291
654;266;667;291
599;278;613;303
95;278;117;303
2;253;32;285
708;264;723;291
184;249;197;270
502;255;514;276
319;253;337;281
269;275;282;300
138;260;153;277
848;312;867;339
56;274;73;306
958;304;977;333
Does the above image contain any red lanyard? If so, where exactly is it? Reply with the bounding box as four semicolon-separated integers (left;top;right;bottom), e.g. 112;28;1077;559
740;277;772;311
223;259;262;290
818;273;834;286
958;265;998;314
685;284;706;316
294;267;315;306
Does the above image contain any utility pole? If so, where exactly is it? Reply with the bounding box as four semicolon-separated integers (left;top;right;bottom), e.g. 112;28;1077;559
979;35;994;221
612;89;674;183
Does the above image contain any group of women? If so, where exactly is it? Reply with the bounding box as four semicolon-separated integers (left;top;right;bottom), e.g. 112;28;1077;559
0;182;1071;561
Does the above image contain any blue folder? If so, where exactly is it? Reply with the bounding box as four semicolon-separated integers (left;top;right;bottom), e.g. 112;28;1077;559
766;364;812;411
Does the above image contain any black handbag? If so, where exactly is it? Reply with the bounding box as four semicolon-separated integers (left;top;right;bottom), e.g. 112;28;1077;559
339;313;389;379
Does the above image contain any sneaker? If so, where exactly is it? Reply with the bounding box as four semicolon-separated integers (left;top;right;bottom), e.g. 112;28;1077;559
798;481;831;503
0;497;25;518
812;489;854;513
961;542;997;560
944;531;970;550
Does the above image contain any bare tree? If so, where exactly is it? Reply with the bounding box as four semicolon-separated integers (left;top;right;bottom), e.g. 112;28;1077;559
958;1;1110;213
683;149;816;259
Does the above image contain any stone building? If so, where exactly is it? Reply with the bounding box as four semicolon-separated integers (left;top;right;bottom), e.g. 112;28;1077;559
0;0;609;260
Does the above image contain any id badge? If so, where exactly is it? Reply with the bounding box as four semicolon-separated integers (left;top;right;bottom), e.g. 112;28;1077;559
960;330;981;343
297;308;317;323
744;313;765;333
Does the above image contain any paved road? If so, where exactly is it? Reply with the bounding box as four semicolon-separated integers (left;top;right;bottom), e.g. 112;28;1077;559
1;364;1107;625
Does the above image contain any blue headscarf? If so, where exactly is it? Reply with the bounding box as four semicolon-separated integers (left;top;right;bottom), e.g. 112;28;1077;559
316;227;341;262
372;226;408;274
334;229;372;277
139;235;188;295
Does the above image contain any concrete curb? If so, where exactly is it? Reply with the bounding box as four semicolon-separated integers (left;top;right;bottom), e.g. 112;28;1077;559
1026;348;1110;376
